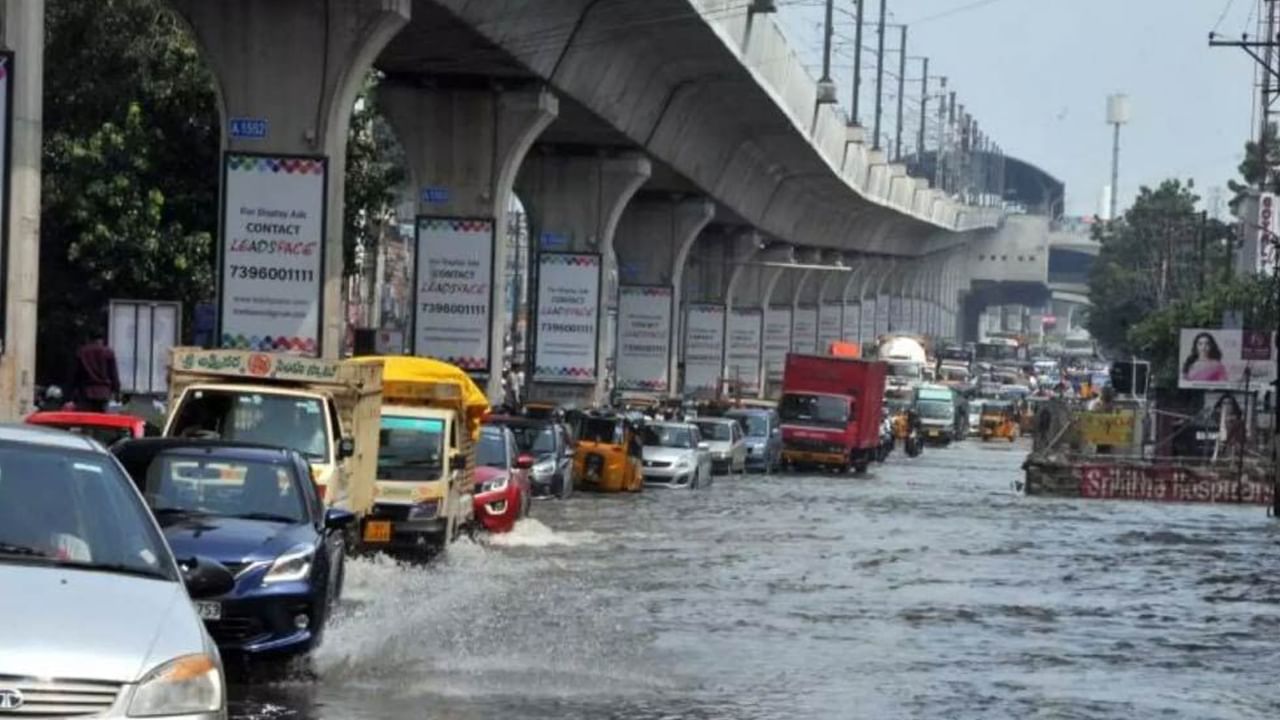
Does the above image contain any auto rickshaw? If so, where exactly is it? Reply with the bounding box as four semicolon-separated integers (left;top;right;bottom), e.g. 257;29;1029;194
979;400;1019;442
572;411;644;492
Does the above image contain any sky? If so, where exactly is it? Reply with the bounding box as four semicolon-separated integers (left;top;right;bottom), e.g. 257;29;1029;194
776;0;1262;217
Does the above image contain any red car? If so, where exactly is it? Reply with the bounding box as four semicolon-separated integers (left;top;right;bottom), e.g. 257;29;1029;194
26;411;157;446
473;423;533;533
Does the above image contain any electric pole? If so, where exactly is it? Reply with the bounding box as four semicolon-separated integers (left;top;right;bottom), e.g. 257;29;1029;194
895;25;907;161
1209;0;1280;518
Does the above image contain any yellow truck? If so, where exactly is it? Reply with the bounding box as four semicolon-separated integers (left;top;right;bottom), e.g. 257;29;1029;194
163;348;382;524
346;356;489;556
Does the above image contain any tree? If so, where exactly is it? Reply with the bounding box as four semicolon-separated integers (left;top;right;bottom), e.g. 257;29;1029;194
40;0;220;385
1086;179;1230;357
342;76;405;278
1127;274;1277;388
1228;122;1280;213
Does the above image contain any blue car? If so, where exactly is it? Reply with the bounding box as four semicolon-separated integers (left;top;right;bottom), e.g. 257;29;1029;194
726;408;782;473
114;439;354;658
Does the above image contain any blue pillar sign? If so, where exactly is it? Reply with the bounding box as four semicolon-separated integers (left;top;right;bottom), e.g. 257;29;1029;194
228;117;269;140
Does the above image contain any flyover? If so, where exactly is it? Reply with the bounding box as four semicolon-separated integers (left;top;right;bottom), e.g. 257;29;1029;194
168;0;1010;404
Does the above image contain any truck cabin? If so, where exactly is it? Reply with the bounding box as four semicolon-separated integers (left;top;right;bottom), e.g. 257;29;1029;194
779;392;855;430
167;388;343;466
885;360;923;385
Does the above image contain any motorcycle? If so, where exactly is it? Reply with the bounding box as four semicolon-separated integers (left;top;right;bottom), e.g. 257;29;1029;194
877;415;895;462
903;410;925;458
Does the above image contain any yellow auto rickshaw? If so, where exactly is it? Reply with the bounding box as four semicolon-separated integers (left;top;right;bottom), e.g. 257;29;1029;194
572;412;644;492
979;401;1019;442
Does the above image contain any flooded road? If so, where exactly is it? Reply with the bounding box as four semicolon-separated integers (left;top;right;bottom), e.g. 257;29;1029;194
232;440;1280;719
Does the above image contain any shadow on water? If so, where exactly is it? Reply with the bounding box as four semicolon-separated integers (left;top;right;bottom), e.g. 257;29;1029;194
232;441;1280;720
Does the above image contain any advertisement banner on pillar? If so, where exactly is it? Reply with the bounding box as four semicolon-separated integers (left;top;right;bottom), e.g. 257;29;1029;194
615;285;673;393
842;304;860;345
792;306;818;354
412;216;495;374
818;303;843;350
763;307;792;383
534;252;601;384
218;152;327;356
683;304;725;395
0;51;11;341
726;308;763;395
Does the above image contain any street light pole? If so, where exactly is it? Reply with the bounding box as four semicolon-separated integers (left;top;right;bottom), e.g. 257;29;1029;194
851;0;864;125
873;0;886;150
917;57;929;162
895;25;907;161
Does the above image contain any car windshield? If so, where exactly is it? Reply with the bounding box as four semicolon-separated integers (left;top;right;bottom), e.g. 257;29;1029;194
477;429;508;468
378;416;444;481
694;422;732;441
917;400;954;420
730;414;769;437
508;423;557;457
142;453;306;524
642;425;695;448
779;394;851;428
887;362;922;379
170;390;329;461
0;443;175;581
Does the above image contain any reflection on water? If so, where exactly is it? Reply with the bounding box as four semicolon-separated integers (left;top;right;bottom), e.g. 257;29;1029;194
231;441;1280;719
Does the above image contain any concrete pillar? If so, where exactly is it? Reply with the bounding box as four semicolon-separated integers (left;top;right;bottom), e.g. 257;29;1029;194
0;0;42;420
379;83;557;401
171;0;410;358
612;196;714;398
518;152;651;405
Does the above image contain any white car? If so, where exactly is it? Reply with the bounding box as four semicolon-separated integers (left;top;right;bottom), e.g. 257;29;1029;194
692;418;747;475
640;422;712;489
0;424;230;719
968;401;984;436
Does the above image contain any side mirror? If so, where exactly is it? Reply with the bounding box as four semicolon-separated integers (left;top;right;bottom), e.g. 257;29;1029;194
515;453;535;470
697;441;711;451
451;451;468;470
180;556;236;599
324;507;356;530
338;437;356;459
771;427;781;437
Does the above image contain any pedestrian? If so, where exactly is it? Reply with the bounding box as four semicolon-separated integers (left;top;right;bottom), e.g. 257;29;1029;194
71;333;120;412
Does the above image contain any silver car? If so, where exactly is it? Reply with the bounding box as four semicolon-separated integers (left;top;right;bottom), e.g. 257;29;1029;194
0;425;230;719
692;417;748;475
640;422;713;489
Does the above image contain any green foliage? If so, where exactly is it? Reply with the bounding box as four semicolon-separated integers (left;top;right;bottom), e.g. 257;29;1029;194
342;78;405;277
1228;122;1280;212
1128;275;1278;388
1086;179;1232;356
41;0;219;382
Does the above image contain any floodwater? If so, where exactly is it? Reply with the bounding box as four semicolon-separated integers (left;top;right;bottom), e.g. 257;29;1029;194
231;439;1280;719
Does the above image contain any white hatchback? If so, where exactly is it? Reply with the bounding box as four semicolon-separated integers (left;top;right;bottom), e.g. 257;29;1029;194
692;418;748;475
0;425;231;719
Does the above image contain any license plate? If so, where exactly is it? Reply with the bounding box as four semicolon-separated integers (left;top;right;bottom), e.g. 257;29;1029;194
363;520;392;543
929;431;940;437
194;601;221;621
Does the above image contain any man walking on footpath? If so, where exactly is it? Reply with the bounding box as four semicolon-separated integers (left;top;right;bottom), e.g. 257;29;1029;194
72;333;120;412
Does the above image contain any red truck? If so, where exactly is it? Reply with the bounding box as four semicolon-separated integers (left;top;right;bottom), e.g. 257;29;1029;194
779;353;887;473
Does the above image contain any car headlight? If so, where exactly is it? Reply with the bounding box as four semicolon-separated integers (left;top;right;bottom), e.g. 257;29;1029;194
532;460;556;476
127;653;222;717
262;545;314;585
675;458;693;470
480;474;510;494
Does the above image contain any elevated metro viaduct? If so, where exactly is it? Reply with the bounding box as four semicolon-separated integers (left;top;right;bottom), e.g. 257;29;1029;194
155;0;1026;405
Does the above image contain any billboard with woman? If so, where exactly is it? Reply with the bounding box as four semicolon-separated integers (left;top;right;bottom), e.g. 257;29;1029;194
1178;329;1275;390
